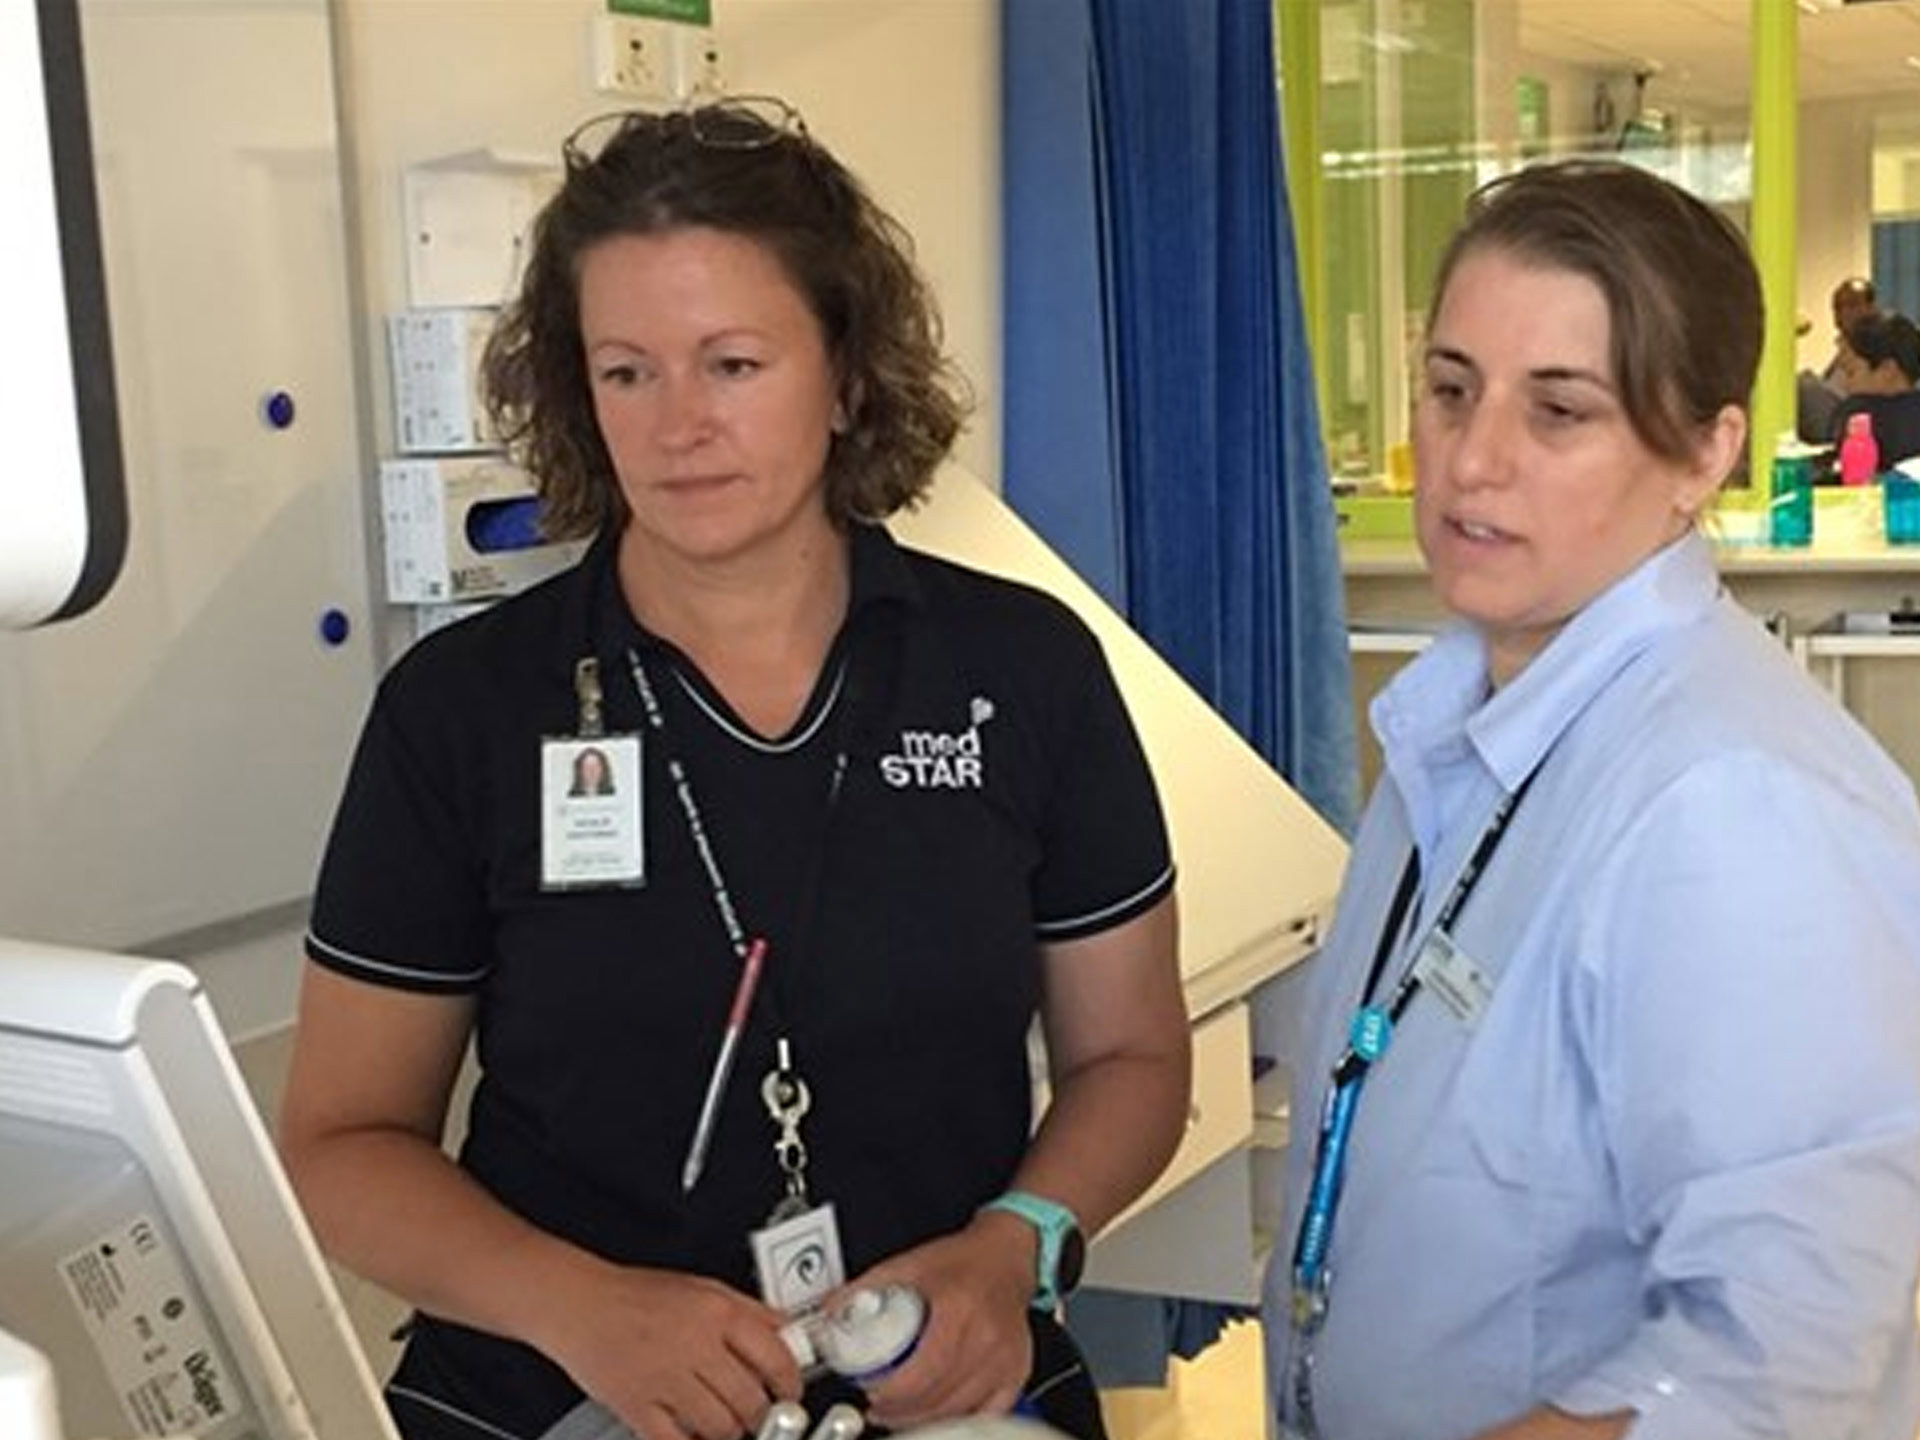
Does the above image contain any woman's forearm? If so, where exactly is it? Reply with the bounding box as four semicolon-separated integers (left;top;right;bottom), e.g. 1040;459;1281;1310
286;1125;604;1355
1018;1042;1191;1236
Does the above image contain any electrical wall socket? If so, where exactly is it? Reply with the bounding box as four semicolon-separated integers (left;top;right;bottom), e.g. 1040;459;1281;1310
591;14;674;99
675;26;729;99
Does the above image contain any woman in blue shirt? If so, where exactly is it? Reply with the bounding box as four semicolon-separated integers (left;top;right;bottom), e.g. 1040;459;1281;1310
1266;160;1920;1440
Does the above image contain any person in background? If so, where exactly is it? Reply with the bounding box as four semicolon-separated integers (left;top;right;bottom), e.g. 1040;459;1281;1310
1795;353;1845;446
1832;310;1920;468
1824;275;1880;385
280;96;1190;1440
1798;278;1880;442
1264;159;1920;1440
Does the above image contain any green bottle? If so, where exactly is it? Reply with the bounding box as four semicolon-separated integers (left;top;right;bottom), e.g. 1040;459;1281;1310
1770;432;1813;548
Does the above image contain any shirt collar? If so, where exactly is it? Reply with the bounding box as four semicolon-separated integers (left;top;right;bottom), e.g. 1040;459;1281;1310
847;518;922;614
569;518;922;666
1377;529;1720;804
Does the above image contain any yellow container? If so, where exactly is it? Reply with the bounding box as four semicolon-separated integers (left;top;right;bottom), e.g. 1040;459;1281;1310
1814;485;1884;547
1335;492;1416;541
1384;442;1416;494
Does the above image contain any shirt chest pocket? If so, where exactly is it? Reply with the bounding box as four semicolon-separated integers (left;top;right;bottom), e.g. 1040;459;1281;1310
1403;987;1551;1194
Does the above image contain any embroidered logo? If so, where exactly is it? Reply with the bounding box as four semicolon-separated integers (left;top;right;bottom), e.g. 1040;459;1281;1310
880;696;995;790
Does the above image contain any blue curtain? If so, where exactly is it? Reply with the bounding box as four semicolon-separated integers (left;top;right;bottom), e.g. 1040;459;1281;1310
1001;0;1123;603
1003;0;1358;833
1872;218;1920;327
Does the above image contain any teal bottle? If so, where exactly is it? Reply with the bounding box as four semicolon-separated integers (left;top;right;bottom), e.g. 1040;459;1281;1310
1770;433;1813;548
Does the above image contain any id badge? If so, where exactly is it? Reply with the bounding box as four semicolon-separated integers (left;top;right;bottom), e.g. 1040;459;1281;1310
1410;927;1494;1025
540;734;644;889
751;1202;846;1314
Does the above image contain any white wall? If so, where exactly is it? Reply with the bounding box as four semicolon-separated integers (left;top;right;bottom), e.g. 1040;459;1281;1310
1797;99;1874;372
331;0;1001;485
3;1;376;1025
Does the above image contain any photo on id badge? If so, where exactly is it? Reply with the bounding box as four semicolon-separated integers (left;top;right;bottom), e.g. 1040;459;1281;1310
541;734;644;889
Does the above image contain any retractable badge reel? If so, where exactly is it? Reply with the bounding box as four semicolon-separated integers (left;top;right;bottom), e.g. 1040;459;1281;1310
750;1039;848;1313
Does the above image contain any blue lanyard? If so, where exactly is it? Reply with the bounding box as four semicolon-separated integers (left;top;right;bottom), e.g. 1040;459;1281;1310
1287;762;1543;1338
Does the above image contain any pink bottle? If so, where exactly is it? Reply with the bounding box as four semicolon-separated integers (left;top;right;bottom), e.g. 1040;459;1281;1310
1839;412;1879;487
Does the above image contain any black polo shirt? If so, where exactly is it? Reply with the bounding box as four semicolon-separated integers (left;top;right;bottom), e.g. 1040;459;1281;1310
306;521;1173;1437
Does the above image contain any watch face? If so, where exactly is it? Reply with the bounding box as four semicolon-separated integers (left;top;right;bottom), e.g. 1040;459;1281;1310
1057;1224;1086;1295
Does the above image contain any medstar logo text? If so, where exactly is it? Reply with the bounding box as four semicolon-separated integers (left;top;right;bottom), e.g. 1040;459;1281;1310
880;696;995;789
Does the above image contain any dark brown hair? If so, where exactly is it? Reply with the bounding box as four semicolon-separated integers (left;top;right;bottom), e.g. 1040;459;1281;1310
1427;159;1763;466
482;98;971;539
1847;311;1920;385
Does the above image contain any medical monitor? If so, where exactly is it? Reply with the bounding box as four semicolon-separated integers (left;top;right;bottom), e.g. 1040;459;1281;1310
2;0;128;629
0;938;398;1440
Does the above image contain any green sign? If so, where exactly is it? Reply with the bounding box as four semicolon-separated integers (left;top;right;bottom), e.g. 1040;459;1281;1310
609;0;712;24
1517;76;1550;160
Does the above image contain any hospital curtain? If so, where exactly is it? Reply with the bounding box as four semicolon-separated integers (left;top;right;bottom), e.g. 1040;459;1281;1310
1002;0;1358;832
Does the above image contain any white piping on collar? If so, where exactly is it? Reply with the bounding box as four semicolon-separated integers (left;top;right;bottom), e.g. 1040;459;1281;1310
669;657;848;755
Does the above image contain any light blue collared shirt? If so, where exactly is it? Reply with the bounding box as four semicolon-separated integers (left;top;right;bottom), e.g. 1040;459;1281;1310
1265;532;1920;1439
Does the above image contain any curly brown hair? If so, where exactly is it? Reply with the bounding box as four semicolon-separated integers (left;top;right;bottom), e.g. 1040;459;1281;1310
481;97;971;540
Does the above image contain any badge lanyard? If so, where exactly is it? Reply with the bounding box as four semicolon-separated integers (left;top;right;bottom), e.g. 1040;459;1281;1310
1285;760;1544;1440
625;648;849;1219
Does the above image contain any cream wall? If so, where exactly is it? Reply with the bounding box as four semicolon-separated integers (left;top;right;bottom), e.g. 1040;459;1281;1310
330;0;1001;487
1797;99;1874;372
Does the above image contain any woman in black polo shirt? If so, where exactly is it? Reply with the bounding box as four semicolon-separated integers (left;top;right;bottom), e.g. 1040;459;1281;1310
280;98;1189;1440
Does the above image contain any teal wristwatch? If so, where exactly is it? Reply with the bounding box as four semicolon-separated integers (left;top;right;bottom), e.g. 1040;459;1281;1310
982;1190;1085;1310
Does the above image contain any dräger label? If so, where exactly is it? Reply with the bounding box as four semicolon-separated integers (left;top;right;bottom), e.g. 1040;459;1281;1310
59;1211;248;1436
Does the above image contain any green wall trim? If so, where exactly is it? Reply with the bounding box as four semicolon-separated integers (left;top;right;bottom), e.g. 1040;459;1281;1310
1276;0;1328;424
1750;0;1797;487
